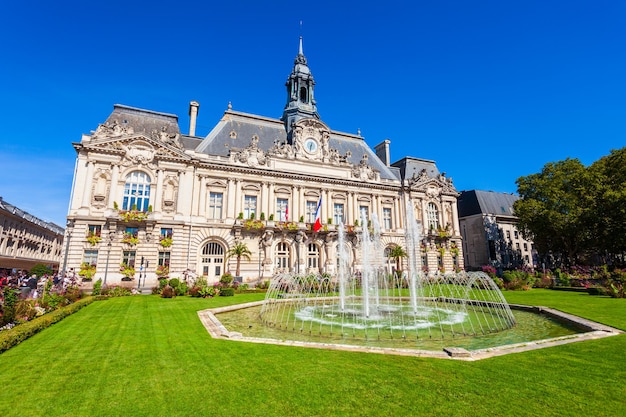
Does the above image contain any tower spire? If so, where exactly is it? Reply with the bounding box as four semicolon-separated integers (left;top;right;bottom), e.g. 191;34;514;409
281;37;319;135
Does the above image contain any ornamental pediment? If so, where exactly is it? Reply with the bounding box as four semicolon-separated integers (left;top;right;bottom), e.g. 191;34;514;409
87;133;190;162
408;169;458;196
88;120;190;161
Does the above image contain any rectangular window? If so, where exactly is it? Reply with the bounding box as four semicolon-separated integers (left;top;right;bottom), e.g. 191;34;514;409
523;242;528;251
88;225;101;237
243;195;257;219
208;192;223;219
514;230;519;239
125;227;139;238
358;206;369;222
277;198;289;222
333;203;345;225
160;228;173;238
506;230;511;239
306;201;317;223
158;251;171;267
123;251;136;267
83;250;98;266
515;242;520;250
383;208;392;230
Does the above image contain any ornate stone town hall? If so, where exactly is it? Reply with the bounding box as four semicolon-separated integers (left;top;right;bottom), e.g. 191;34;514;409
63;38;463;287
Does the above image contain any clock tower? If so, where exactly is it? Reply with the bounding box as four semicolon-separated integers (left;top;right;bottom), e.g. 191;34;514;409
281;37;320;143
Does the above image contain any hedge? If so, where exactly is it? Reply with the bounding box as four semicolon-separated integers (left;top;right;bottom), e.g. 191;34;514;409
0;296;97;354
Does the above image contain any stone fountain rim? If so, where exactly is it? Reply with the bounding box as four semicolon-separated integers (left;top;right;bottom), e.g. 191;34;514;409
197;301;623;361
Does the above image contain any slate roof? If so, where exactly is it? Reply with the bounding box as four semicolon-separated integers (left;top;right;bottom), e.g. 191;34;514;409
391;156;441;181
195;110;401;181
457;190;519;218
102;104;181;137
0;197;64;234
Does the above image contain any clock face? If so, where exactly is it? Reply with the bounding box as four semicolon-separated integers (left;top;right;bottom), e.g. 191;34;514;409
304;138;318;153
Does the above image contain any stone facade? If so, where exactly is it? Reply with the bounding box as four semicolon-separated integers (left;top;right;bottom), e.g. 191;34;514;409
458;190;537;270
62;39;463;288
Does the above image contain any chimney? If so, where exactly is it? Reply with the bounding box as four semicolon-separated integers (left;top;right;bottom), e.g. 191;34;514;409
374;139;391;166
188;100;200;136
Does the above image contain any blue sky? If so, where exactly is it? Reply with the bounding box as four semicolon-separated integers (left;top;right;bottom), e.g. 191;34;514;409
1;1;624;227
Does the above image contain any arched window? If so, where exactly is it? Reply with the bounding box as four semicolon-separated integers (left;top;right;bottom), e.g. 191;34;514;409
201;242;225;281
275;242;290;271
299;86;308;103
123;171;151;211
427;202;439;230
307;243;319;270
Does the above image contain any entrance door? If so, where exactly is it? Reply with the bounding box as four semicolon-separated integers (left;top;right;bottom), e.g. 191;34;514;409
201;242;225;282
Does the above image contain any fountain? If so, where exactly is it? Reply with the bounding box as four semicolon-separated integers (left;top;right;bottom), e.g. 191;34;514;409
259;202;517;342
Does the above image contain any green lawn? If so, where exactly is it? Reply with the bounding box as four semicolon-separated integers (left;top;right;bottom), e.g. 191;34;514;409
0;290;624;416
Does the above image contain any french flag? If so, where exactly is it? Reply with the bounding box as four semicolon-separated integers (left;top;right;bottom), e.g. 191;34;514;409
313;197;322;232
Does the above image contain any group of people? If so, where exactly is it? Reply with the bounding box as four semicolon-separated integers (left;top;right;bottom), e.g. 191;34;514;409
0;270;78;299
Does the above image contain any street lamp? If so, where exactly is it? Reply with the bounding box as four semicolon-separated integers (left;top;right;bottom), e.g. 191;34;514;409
61;220;73;278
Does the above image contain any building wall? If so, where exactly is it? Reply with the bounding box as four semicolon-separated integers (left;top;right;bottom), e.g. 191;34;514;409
460;212;536;270
0;197;64;272
61;114;464;287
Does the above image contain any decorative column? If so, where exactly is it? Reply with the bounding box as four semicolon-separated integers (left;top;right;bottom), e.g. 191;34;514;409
198;176;207;217
82;161;95;208
108;164;119;209
261;182;269;217
154;169;163;212
268;183;275;219
176;170;187;215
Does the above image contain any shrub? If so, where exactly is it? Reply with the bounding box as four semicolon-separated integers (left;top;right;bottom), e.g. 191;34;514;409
587;287;607;296
63;286;83;303
219;287;235;297
40;292;68;310
220;273;234;287
92;279;103;296
168;278;180;289
175;282;188;296
0;288;19;325
200;286;219;298
14;300;38;324
257;280;270;290
101;286;133;297
554;269;571;286
161;285;175;298
0;297;95;354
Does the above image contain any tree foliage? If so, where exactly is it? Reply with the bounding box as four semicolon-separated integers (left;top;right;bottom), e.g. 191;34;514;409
514;148;626;267
226;242;252;277
29;263;53;277
388;245;407;272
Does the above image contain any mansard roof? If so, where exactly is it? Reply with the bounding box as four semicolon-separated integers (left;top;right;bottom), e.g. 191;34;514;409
0;196;64;234
195;109;400;181
457;190;519;218
102;104;181;138
391;156;441;181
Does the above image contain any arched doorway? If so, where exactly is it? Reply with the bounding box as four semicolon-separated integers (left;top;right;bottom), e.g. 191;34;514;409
201;241;225;282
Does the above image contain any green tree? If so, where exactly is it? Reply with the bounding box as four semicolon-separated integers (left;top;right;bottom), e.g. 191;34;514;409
226;242;252;277
514;158;596;266
588;148;626;261
30;263;53;277
388;245;407;273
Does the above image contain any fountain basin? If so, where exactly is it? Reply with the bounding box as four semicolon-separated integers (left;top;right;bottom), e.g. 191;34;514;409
199;301;622;360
